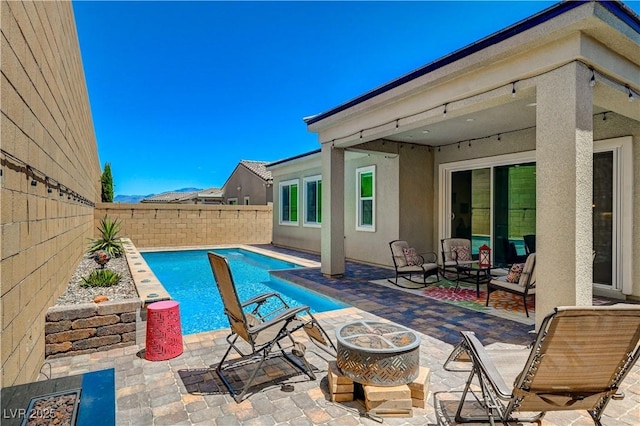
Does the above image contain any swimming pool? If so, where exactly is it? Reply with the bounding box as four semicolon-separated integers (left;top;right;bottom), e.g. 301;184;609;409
141;248;348;335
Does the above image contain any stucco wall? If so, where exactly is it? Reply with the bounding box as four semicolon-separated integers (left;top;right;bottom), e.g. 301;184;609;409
344;152;400;266
94;203;272;248
398;145;435;254
1;1;101;387
224;166;272;205
270;147;412;268
269;155;323;254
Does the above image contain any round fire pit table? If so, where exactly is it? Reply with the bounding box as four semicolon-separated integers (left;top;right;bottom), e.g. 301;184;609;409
336;320;421;386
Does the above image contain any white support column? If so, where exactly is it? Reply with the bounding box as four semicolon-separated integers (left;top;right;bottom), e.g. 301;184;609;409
321;143;345;277
535;62;593;329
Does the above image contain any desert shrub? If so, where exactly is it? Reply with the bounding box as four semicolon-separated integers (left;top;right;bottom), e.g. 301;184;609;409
81;269;121;287
88;216;124;257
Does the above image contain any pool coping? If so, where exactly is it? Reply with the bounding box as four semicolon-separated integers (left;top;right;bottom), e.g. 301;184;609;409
139;244;321;268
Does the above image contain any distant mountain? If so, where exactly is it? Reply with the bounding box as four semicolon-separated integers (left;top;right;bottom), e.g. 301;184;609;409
113;194;149;203
173;187;202;193
113;187;203;204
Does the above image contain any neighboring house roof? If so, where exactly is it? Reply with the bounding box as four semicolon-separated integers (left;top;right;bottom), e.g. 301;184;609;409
267;149;321;168
197;187;224;198
141;191;198;203
240;160;273;183
304;0;640;126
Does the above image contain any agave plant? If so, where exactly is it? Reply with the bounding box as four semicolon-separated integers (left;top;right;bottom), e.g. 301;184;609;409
81;269;121;287
88;216;124;257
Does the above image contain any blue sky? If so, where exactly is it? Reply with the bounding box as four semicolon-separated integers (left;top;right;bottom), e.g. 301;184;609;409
73;1;639;196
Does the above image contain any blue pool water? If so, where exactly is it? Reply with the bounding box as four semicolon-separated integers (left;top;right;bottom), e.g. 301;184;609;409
141;249;348;335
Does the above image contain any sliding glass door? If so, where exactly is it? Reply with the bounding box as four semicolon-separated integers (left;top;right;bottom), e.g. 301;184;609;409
450;169;490;256
449;163;534;264
442;137;631;295
593;151;614;287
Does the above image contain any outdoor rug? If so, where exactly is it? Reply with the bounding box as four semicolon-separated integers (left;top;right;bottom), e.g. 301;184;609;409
369;277;537;325
371;276;613;326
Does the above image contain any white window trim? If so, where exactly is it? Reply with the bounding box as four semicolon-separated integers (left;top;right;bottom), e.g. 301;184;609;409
594;136;633;295
279;179;299;226
356;165;375;232
227;198;238;205
243;196;250;205
303;175;322;228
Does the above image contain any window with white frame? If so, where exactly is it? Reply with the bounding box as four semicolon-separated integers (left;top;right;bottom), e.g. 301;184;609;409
303;175;322;227
279;179;299;225
227;198;238;205
356;166;375;231
244;196;250;205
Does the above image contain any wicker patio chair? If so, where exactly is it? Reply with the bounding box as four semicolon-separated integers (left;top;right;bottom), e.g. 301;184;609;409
207;252;336;402
442;305;640;425
388;240;439;288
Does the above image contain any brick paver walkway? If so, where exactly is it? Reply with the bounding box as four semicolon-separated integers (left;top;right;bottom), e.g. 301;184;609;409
39;246;639;425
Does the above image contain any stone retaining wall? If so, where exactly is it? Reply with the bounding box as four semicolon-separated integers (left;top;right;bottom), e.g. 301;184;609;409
44;299;141;359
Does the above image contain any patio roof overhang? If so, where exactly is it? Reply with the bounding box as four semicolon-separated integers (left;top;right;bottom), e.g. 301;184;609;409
306;1;640;149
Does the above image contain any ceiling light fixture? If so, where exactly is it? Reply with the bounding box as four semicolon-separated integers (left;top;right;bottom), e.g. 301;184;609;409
589;68;596;87
511;82;517;97
628;86;634;102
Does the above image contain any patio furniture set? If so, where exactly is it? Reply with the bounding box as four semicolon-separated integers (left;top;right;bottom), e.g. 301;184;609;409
389;237;537;316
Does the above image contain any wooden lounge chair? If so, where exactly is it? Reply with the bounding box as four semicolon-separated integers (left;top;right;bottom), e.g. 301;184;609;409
388;240;439;288
486;253;536;317
207;252;336;402
443;305;640;425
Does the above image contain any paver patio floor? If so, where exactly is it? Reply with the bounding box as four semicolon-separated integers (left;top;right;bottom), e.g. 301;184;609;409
40;247;639;425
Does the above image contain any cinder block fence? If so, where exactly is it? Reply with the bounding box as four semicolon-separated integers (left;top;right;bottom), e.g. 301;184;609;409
94;203;273;248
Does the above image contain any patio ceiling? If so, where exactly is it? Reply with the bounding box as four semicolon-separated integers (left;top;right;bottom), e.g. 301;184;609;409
384;95;608;147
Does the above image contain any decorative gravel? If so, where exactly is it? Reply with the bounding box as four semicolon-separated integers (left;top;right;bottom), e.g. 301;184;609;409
55;255;138;305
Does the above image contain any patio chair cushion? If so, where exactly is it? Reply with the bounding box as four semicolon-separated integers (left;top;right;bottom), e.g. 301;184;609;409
489;276;535;295
403;247;421;266
452;246;472;262
505;263;524;283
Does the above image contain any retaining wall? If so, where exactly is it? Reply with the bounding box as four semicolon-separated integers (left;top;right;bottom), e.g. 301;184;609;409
44;300;140;359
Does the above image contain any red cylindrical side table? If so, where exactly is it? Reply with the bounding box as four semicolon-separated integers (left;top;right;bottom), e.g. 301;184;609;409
145;300;183;361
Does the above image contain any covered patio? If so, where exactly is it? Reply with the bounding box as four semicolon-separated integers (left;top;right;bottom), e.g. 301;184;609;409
304;1;640;329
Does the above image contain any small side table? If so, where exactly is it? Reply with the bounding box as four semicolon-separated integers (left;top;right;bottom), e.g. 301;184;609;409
145;300;183;361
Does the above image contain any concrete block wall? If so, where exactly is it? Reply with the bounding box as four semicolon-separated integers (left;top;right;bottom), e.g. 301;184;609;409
94;203;273;248
1;1;101;387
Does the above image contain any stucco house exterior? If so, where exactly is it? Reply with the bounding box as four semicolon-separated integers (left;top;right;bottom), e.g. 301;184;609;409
268;0;640;327
222;160;273;205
